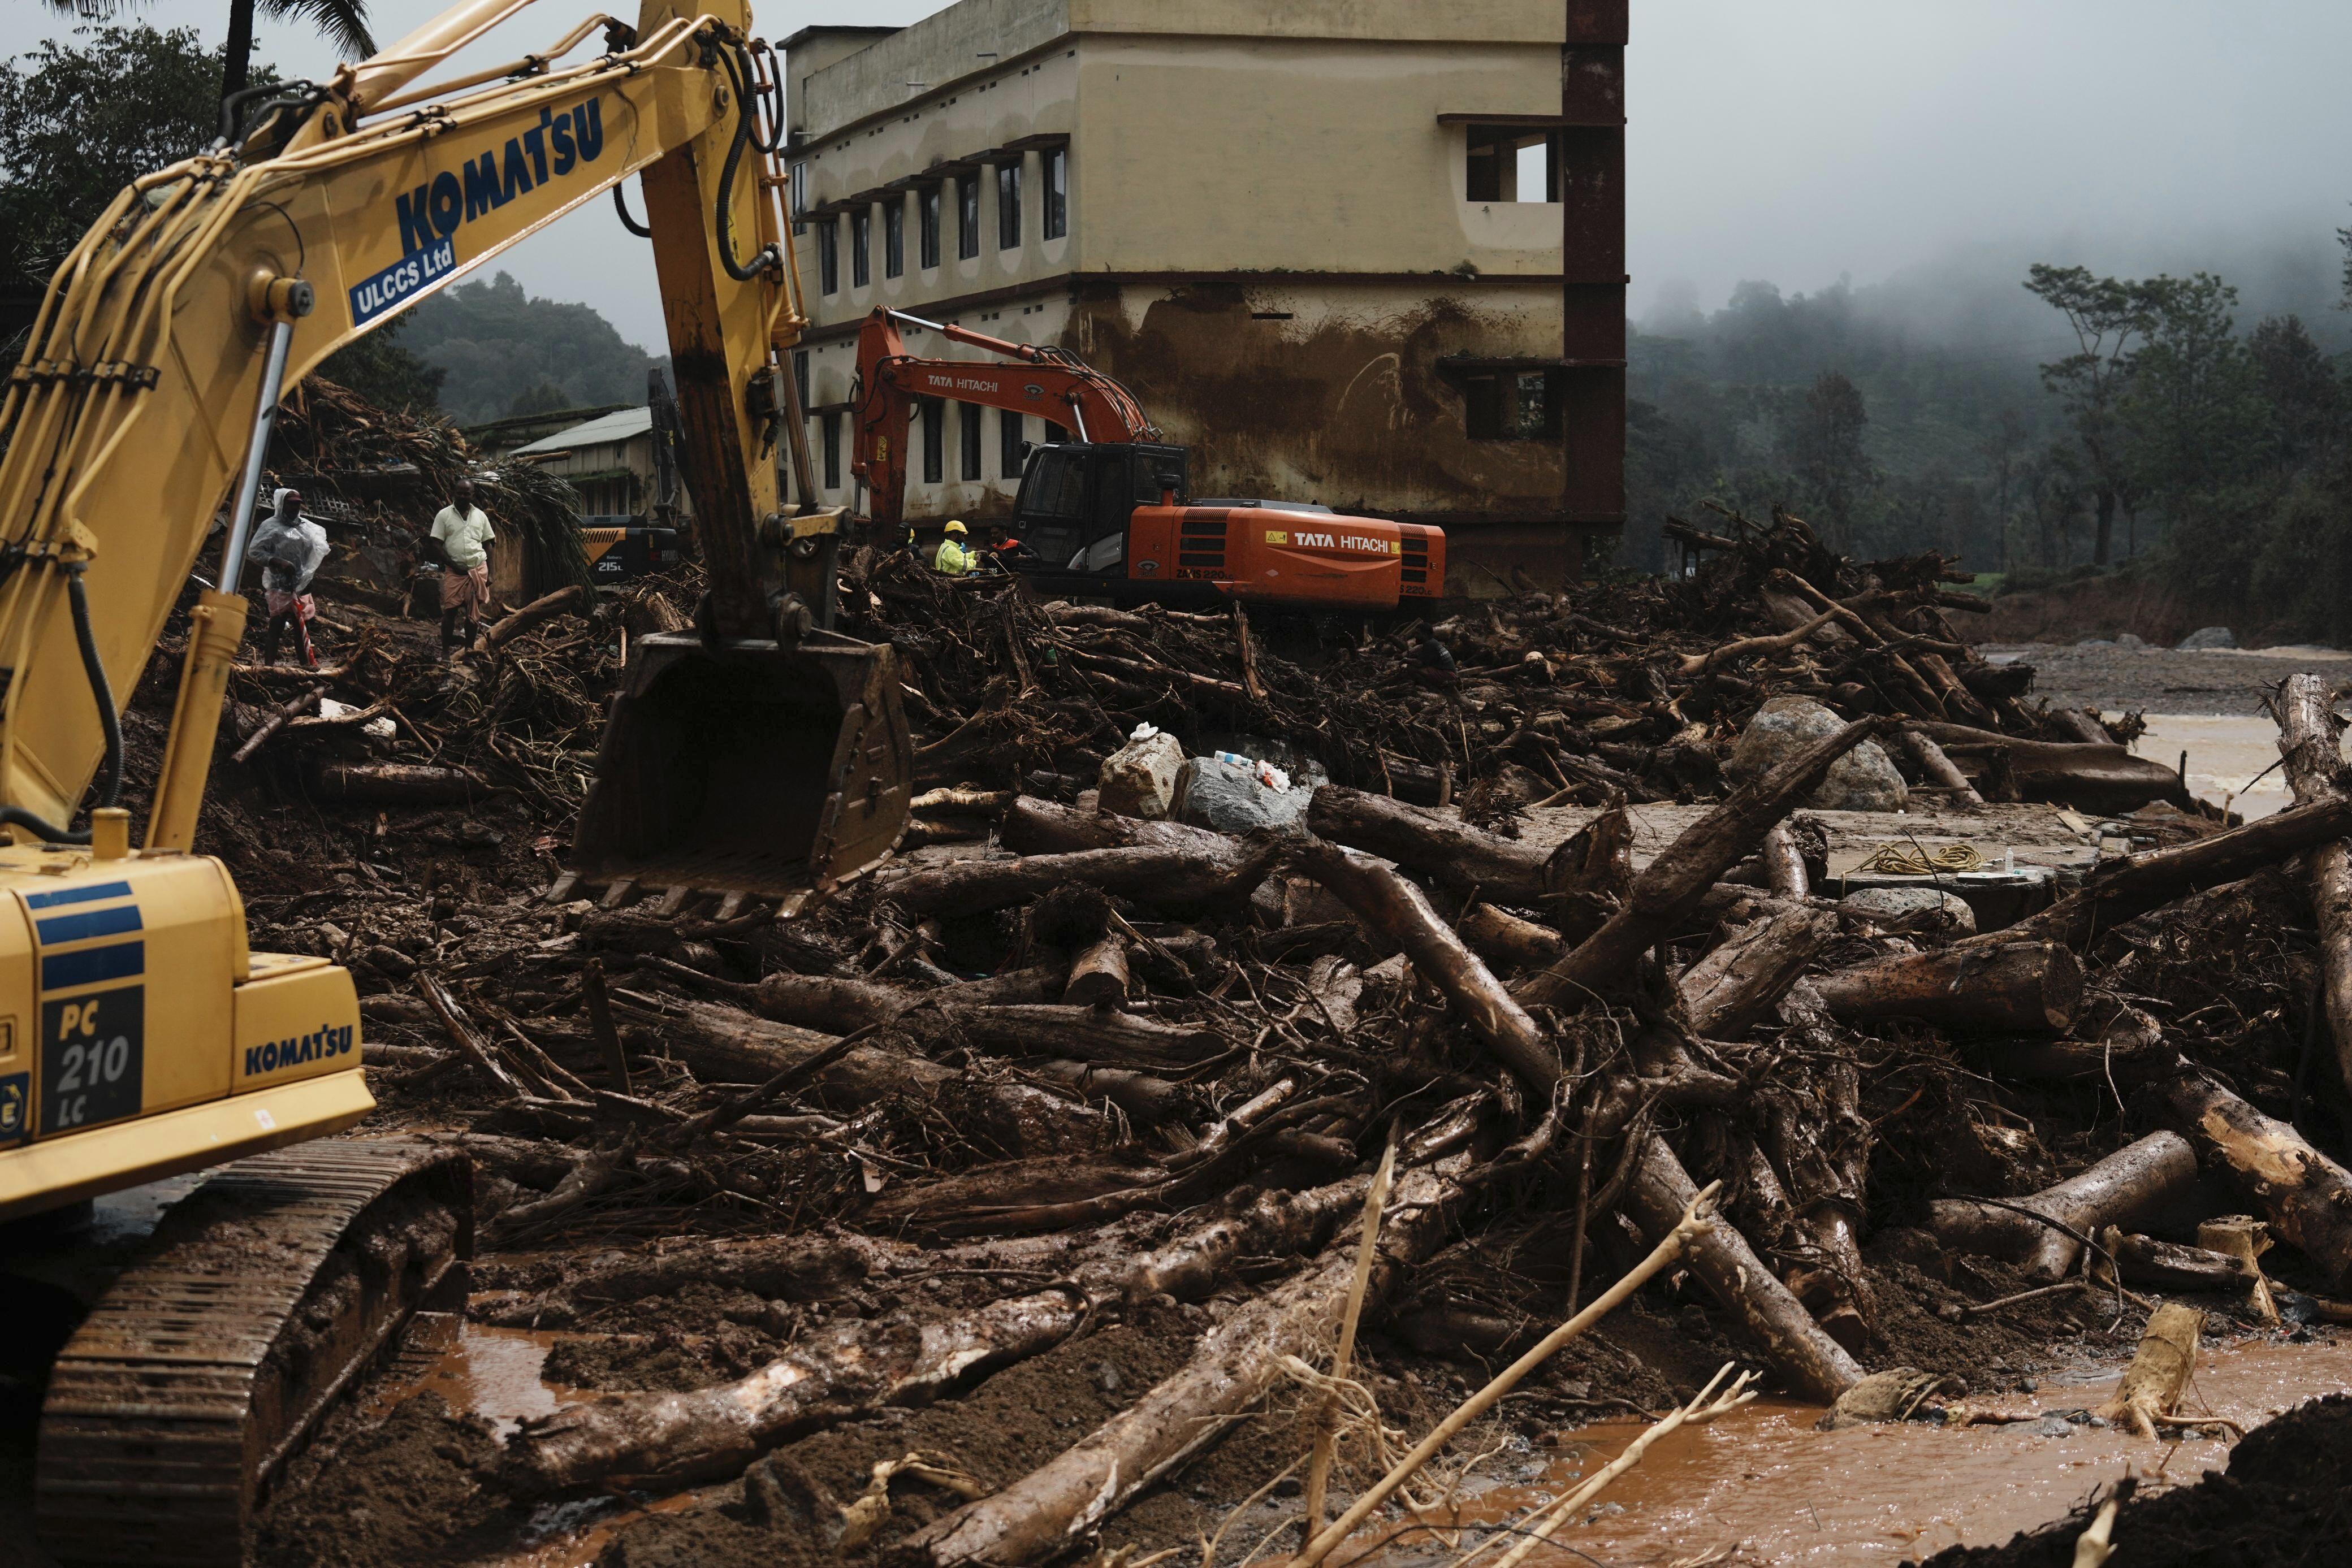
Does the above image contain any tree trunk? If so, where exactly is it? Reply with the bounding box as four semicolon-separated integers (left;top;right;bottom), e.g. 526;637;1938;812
2092;487;2115;568
312;762;488;805
1304;786;1547;902
477;583;586;652
1759;820;1810;898
1971;796;2352;952
1062;935;1130;1009
1809;941;2083;1033
1899;728;1984;808
1912;722;2189;813
1678;907;1836;1038
2158;1071;2352;1292
998;798;1236;857
1294;839;1558;1090
1516;717;1883;1010
1456;902;1568;973
1620;1137;1863;1404
2272;673;2352;1097
881;841;1278;917
2098;1303;2200;1439
1925;1130;2200;1282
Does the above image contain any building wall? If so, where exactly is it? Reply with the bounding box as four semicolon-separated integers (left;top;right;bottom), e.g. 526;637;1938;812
785;0;1621;586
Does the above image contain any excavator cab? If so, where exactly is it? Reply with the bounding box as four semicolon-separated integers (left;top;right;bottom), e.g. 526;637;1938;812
1010;441;1200;600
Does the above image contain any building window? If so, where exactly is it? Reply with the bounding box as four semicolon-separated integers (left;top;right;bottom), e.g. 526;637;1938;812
1465;127;1559;203
884;200;904;278
959;401;983;480
958;175;980;259
1045;421;1069;445
996;161;1022;250
793;350;810;414
1463;369;1563;440
789;160;807;231
1000;409;1026;478
822;412;841;488
1043;147;1067;239
921;397;944;483
816;218;838;294
850;209;870;287
920;185;941;268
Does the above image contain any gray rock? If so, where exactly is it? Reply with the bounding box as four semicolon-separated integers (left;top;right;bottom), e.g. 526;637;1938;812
2076;637;2115;648
1724;696;1908;813
1097;731;1184;820
1840;886;1978;934
2114;632;2146;649
2020;1415;2076;1438
2178;625;2238;651
1172;756;1311;835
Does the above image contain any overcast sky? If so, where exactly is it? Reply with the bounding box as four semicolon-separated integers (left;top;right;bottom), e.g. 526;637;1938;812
19;1;2352;350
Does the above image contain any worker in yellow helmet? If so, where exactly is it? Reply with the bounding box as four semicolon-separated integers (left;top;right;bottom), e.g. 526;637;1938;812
932;518;974;577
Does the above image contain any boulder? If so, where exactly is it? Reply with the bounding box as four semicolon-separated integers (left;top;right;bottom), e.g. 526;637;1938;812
2177;626;2238;651
1725;696;1908;813
1171;756;1312;835
1097;730;1185;820
1840;885;1978;934
2113;632;2146;650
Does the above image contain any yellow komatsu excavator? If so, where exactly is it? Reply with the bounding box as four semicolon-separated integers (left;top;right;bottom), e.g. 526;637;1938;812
0;2;910;1560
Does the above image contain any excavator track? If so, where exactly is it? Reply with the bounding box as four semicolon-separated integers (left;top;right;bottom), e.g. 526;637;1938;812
33;1138;473;1566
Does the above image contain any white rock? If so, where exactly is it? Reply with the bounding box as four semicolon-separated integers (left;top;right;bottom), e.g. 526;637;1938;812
1097;730;1185;819
1724;696;1908;813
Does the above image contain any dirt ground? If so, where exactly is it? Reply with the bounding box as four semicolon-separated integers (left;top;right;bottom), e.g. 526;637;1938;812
1978;642;2352;718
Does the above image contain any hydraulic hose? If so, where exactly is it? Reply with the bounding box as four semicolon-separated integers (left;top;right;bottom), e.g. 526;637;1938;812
613;179;652;238
0;566;118;846
713;44;777;283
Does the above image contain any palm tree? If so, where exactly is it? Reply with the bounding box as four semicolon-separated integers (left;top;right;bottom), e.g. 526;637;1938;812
41;0;374;105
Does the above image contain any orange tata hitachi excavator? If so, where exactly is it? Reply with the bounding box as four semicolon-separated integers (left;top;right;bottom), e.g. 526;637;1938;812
849;308;1445;609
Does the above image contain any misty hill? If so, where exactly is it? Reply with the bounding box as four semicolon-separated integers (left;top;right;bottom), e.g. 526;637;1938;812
406;272;664;423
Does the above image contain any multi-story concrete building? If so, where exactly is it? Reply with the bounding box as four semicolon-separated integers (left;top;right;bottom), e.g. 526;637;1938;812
781;0;1625;585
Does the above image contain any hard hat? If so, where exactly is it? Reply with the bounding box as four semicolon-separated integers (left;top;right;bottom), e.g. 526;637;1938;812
943;519;967;536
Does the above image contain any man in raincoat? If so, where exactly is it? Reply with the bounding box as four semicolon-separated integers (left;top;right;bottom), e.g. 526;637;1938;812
932;518;974;576
245;488;331;667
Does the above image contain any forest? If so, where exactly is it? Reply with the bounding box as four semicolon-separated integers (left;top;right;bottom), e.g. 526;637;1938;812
1626;244;2352;643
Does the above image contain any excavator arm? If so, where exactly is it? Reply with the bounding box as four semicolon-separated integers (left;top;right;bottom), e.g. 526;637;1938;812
849;306;1158;530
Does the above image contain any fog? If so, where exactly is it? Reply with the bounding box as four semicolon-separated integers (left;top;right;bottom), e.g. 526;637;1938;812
19;1;2352;356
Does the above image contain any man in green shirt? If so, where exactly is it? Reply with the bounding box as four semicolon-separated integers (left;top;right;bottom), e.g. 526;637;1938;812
932;518;973;577
428;479;496;653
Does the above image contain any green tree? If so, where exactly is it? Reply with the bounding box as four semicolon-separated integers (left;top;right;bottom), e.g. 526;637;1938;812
1780;370;1875;547
2249;314;2344;471
2117;272;2266;537
2024;263;2160;566
405;271;662;423
0;23;258;291
37;1;375;106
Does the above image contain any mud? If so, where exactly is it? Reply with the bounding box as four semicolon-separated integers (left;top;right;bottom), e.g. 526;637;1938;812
1979;641;2350;719
253;1394;509;1568
1925;1388;2352;1568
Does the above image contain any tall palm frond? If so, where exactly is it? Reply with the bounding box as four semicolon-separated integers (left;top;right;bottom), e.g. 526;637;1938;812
255;0;375;62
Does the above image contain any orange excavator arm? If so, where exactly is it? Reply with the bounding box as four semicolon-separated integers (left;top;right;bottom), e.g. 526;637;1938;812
849;307;1156;529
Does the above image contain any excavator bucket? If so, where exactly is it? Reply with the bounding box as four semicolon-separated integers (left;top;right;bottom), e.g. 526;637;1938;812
565;632;914;909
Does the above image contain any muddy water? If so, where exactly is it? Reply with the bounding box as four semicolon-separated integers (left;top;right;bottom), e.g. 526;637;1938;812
2135;713;2291;820
1419;1336;2352;1566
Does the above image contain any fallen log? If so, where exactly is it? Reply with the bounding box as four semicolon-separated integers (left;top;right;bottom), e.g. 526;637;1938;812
2157;1070;2352;1293
311;761;489;805
1305;786;1549;902
1062;934;1130;1008
1456;902;1568;972
1912;721;2190;812
1620;1136;1864;1404
999;798;1239;857
2101;1229;2248;1294
1925;1130;2201;1282
1899;727;1985;808
2271;673;2352;1097
1759;819;1810;898
881;839;1279;917
1295;838;1558;1090
1516;717;1882;1010
746;964;1065;1034
1679;907;1835;1038
930;1004;1233;1069
231;682;327;763
504;1174;1377;1491
1968;795;2352;952
1809;942;2083;1033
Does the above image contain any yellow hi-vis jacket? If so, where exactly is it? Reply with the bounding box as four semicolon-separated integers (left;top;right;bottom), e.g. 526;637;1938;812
932;537;974;575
